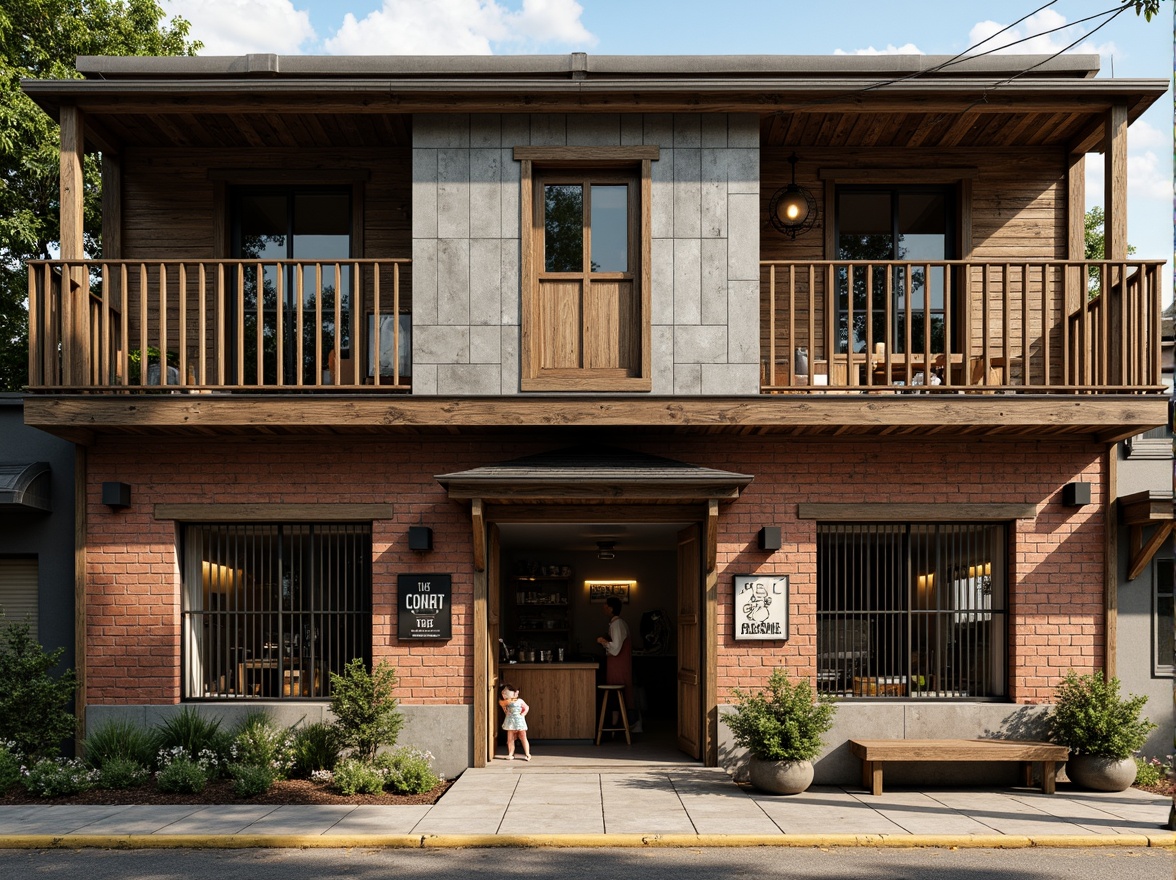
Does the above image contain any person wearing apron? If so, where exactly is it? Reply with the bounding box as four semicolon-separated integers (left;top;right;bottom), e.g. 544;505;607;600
597;596;637;731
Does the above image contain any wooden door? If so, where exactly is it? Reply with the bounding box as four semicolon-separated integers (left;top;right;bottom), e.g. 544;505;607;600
677;524;702;758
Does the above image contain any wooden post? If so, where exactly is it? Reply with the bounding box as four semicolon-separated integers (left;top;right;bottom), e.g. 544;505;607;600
60;105;86;386
1104;102;1127;386
704;499;718;767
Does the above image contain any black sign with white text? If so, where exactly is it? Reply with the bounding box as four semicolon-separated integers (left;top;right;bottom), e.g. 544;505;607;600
397;574;452;640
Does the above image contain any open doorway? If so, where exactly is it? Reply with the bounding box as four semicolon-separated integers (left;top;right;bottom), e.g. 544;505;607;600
493;520;700;760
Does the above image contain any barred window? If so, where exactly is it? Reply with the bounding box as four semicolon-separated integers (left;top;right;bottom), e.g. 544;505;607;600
182;523;371;700
1154;556;1174;678
817;523;1006;699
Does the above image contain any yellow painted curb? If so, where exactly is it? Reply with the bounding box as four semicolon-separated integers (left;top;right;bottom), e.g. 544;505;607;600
0;832;1168;850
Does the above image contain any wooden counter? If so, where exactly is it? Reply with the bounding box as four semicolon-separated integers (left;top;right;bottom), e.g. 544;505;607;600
498;662;598;740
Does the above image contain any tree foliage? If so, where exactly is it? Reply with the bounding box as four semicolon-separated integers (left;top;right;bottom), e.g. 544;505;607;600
0;0;199;391
0;621;77;759
1121;0;1163;21
329;659;404;762
1048;670;1155;759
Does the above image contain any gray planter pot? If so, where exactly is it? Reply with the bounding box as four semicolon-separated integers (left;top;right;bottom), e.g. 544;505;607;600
748;757;815;795
1066;755;1136;792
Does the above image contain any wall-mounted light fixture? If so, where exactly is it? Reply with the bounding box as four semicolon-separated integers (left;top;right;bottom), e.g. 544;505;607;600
101;481;131;510
767;153;818;239
408;526;433;552
1063;482;1091;507
758;527;782;551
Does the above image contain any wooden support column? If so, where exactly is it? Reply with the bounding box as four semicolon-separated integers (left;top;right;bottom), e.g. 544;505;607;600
471;497;487;767
1066;152;1085;307
101;152;121;259
1103;102;1128;261
704;498;719;767
59;105;86;386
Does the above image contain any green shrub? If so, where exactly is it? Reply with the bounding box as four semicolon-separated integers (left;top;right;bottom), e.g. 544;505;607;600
22;757;96;797
373;746;441;795
332;758;385;796
155;755;209;794
329;659;404;762
84;718;155;769
229;712;295;778
722;669;836;763
292;722;343;777
96;757;150;790
1048;671;1156;760
1134;755;1173;787
0;742;24;792
0;622;77;759
152;708;230;769
229;762;276;798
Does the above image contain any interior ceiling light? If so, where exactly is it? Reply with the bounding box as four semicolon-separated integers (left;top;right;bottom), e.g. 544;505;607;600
767;153;818;239
597;541;616;560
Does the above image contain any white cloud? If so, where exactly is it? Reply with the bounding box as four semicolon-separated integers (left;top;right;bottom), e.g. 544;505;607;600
968;9;1116;60
834;44;923;56
324;0;595;55
1127;119;1167;151
163;0;316;55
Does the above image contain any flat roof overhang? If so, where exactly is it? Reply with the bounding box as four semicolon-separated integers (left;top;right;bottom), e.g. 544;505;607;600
22;394;1168;446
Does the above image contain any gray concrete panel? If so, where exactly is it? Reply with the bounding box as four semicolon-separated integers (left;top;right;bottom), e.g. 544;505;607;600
650;238;674;326
672;238;701;325
468;150;503;240
500;113;530;147
700;114;728;148
673;149;701;239
727;279;760;364
651;325;674;394
410;149;438;239
412;114;468;149
700;238;728;326
726;192;760;282
500;149;520;238
468;238;502;326
566;114;620;145
409;238;438;325
725;148;760;194
500;239;520;325
620;113;644;146
436;150;471;240
530;114;567;146
673;113;701;148
470;325;502;364
438;364;503;396
415;324;470;365
727;113;759;148
436;239;471;326
643;113;674;147
500;325;519;395
412;364;439;395
650;148;674;239
701;363;759;395
469;114;501;149
700;150;728;239
673;362;701;395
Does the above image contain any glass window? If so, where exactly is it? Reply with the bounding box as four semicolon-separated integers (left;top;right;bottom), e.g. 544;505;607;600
182;523;371;701
817;523;1006;699
1155;557;1174;677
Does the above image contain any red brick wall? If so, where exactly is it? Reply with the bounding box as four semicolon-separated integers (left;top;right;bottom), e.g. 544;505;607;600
83;433;1103;707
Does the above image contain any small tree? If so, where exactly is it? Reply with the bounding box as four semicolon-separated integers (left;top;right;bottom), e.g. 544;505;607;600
1048;670;1155;760
723;669;836;763
329;659;404;762
0;622;77;758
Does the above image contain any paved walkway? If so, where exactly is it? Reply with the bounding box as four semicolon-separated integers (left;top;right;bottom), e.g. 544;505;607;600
0;762;1171;848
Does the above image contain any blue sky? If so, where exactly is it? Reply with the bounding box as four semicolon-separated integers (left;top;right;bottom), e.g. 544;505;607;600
161;0;1172;274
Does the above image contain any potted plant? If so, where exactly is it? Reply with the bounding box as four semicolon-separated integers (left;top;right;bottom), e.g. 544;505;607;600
1048;670;1156;792
722;669;836;794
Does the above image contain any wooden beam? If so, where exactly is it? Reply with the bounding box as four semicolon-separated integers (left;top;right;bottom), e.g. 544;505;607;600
1066;152;1085;324
1103;101;1128;260
59;105;85;260
704;498;718;574
100;153;122;259
798;502;1038;521
153;503;395;521
471;498;486;573
513;146;659;162
704;499;719;767
485;503;700;523
1127;522;1175;582
472;557;488;768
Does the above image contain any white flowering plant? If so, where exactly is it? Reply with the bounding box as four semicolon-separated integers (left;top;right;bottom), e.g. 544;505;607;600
22;757;97;798
155;746;220;794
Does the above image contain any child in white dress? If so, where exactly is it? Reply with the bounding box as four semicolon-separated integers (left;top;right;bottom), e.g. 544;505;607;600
499;683;531;760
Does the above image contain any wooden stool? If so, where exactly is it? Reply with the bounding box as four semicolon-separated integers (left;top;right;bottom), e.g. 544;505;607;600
595;684;631;745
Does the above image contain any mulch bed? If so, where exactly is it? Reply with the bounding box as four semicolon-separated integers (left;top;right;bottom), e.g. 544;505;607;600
0;777;453;807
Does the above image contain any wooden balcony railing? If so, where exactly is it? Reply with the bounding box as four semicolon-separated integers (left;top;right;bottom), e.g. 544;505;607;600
761;259;1166;394
27;259;410;392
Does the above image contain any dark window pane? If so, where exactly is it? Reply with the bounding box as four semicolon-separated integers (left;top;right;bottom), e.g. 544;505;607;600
544;184;583;272
1157;595;1174;671
590;185;628;273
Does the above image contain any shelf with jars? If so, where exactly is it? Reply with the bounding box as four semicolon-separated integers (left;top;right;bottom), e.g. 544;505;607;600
505;571;573;660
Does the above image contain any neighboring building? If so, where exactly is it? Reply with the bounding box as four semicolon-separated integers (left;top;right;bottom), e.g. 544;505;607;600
1113;301;1174;759
19;53;1169;782
0;395;76;671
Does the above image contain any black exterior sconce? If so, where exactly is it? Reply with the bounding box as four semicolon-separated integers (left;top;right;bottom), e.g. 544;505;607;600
408;526;433;551
1063;482;1091;507
101;481;131;510
758;527;782;551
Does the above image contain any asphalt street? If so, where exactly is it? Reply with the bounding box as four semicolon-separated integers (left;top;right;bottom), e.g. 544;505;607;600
0;846;1170;879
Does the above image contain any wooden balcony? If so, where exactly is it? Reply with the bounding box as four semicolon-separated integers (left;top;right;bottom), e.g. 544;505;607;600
27;258;410;392
761;259;1167;395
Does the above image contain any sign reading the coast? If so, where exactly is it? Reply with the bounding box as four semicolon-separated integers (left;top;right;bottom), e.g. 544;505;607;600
733;575;789;640
398;574;452;640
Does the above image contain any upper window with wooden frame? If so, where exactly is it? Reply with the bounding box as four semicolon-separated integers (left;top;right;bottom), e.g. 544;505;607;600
516;147;657;391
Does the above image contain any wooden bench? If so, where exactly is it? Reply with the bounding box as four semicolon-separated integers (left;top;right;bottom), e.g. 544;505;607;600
849;739;1069;796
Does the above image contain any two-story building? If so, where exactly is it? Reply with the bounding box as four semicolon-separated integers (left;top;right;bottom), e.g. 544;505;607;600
20;53;1169;782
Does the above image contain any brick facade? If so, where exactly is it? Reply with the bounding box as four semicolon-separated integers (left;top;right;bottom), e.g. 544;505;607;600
82;432;1104;710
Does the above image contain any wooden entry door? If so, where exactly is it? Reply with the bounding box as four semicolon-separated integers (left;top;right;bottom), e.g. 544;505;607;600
676;524;702;758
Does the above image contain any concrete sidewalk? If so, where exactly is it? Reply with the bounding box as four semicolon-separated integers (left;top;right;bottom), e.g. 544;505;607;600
0;763;1172;849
